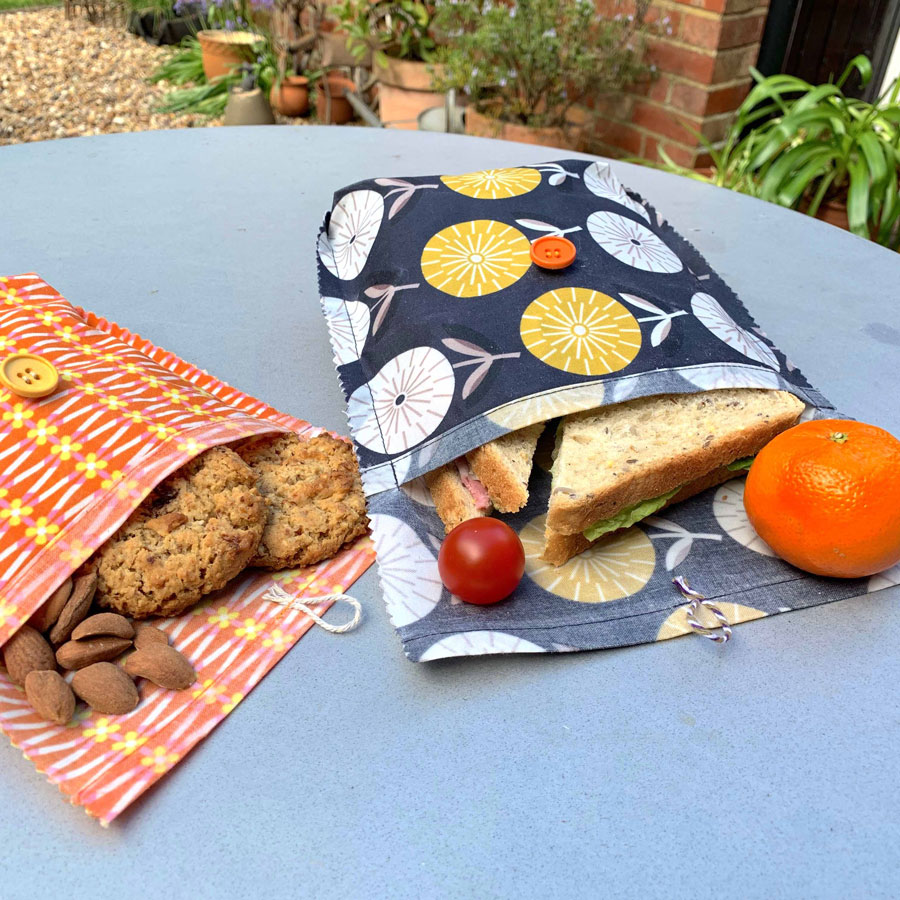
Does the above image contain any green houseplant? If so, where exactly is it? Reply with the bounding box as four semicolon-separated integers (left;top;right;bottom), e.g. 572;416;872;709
335;0;441;129
432;0;655;148
657;56;900;249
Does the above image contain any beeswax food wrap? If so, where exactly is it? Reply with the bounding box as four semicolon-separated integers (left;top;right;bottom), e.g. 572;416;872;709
0;274;375;824
318;160;897;662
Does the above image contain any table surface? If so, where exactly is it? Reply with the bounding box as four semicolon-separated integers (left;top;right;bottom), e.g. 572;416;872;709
1;127;899;900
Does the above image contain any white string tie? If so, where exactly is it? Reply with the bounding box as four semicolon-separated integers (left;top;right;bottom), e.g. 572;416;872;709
262;584;362;634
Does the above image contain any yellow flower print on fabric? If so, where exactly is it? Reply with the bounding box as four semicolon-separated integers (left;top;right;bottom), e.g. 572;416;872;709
101;469;139;499
440;167;542;200
262;628;295;653
112;731;148;756
222;693;243;714
421;220;532;298
51;435;82;460
520;287;642;376
3;403;35;429
207;607;237;629
0;602;18;629
177;437;206;455
0;336;16;353
76;452;108;479
27;419;58;446
146;423;176;440
98;394;129;413
35;310;62;327
192;679;227;704
1;498;33;526
83;718;121;743
26;517;60;546
60;539;91;567
141;745;180;774
234;618;263;641
520;515;655;603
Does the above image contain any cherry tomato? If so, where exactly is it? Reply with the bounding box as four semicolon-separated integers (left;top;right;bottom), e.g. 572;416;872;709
438;518;525;605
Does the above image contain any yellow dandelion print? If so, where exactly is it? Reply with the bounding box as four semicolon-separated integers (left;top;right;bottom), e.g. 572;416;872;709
421;220;532;298
207;607;238;629
486;382;607;429
520;287;642;376
26;419;58;446
234;618;263;641
222;692;243;714
520;515;655;603
26;517;60;545
83;718;121;743
440;167;542;200
141;745;180;774
51;435;82;460
76;452;108;479
112;731;148;756
2;403;35;429
1;498;33;526
656;602;767;641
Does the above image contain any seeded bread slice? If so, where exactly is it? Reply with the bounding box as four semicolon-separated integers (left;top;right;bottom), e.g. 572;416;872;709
425;464;493;534
466;423;544;513
547;389;805;536
542;464;738;566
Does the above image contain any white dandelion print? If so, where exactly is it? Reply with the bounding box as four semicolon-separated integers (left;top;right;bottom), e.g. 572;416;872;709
347;346;455;455
370;515;442;627
713;479;776;557
691;293;780;369
419;631;545;661
320;189;385;280
681;364;782;391
583;161;650;222
587;210;682;274
321;297;370;365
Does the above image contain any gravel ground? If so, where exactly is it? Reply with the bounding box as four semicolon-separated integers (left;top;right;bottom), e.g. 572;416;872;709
0;7;223;145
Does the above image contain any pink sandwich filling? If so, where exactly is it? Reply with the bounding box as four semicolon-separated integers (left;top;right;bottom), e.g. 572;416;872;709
455;459;491;511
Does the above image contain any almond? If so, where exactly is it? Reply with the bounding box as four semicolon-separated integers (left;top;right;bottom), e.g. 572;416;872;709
24;670;76;725
72;613;134;641
2;626;56;686
30;578;73;633
124;644;196;691
56;636;133;670
145;512;188;536
49;572;97;646
134;623;169;650
72;662;139;715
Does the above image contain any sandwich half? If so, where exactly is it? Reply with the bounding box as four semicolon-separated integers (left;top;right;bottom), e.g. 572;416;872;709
426;423;544;533
543;389;805;564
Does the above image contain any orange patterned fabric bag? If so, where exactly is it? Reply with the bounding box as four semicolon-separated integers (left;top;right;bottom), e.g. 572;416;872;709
0;274;375;824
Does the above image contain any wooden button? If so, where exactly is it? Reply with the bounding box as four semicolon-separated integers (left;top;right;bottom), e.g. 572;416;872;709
531;235;576;270
0;353;59;399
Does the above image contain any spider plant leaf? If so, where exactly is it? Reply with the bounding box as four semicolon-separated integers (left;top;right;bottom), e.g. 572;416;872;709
774;148;840;207
846;155;871;237
857;130;889;188
836;54;873;90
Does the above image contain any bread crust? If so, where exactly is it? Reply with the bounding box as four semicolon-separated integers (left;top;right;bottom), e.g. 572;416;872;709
466;442;527;513
425;464;492;534
542;464;741;566
547;395;803;535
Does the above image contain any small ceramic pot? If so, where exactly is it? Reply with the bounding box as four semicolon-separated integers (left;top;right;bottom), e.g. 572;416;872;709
316;75;356;125
270;75;310;117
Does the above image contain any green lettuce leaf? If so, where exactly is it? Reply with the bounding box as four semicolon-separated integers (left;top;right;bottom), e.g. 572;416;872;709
583;486;681;542
726;456;755;472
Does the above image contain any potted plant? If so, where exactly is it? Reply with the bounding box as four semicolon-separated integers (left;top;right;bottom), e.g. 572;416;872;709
270;71;311;116
431;0;655;149
315;71;356;124
336;0;440;129
196;0;265;81
654;56;900;249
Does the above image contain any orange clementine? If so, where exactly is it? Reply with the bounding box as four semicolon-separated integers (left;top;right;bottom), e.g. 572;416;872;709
744;419;900;578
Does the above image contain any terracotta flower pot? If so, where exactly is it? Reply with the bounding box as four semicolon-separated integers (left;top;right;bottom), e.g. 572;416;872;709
197;30;261;82
373;57;444;130
316;74;356;125
270;75;310;117
814;198;850;232
465;106;574;148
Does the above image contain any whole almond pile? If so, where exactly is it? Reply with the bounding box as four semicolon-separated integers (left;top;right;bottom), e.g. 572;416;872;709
1;575;197;724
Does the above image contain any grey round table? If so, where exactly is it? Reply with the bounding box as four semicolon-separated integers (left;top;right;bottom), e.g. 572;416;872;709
1;127;898;900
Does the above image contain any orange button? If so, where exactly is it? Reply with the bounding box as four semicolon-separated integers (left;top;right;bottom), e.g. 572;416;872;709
0;353;59;399
531;235;576;270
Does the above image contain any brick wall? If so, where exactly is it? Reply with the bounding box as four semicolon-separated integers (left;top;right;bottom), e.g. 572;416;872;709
584;0;770;167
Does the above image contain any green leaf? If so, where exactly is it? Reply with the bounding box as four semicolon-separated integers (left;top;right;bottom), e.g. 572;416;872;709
836;54;873;89
583;487;681;542
846;155;871;237
726;457;755;472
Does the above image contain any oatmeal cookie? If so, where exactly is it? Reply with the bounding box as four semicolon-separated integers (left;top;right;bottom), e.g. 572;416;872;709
89;446;266;619
235;432;368;570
